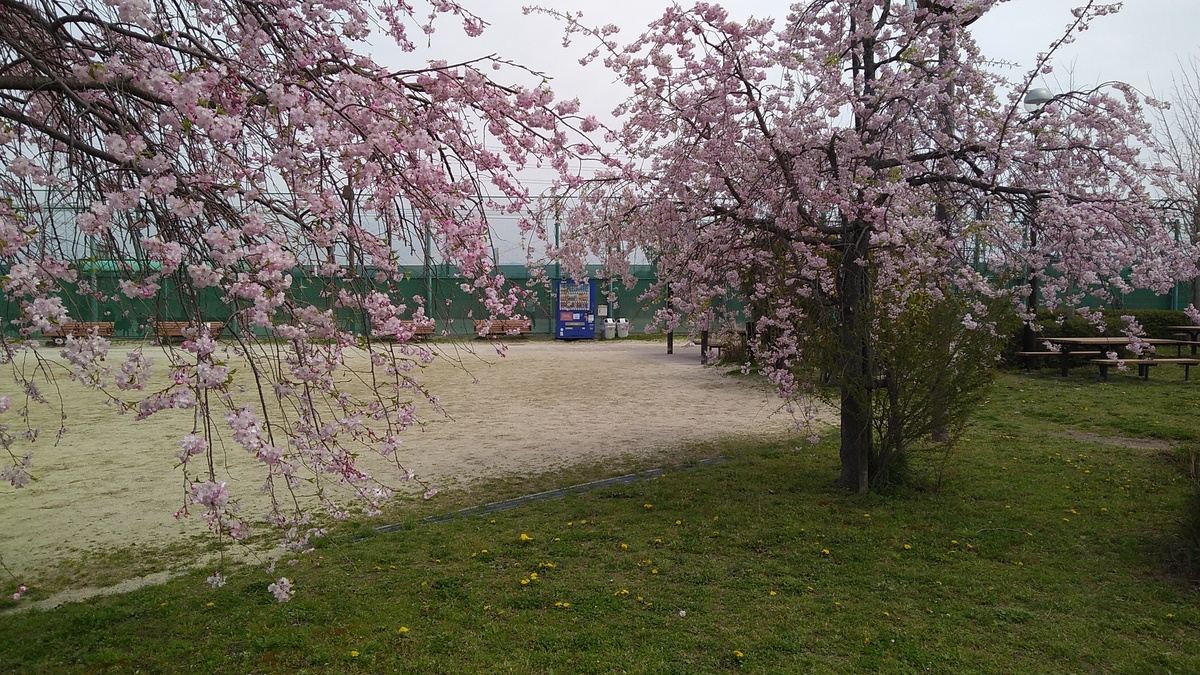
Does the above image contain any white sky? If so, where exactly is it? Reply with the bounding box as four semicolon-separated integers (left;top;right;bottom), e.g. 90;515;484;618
415;1;1200;115
386;0;1200;263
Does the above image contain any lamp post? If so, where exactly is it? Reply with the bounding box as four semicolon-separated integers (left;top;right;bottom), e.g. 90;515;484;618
1020;88;1054;356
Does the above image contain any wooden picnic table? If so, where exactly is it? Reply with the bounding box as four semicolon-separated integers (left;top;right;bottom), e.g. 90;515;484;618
1166;326;1200;355
1045;337;1186;378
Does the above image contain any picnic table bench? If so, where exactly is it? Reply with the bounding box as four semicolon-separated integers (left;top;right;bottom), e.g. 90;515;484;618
1092;357;1200;381
1016;350;1103;371
474;319;532;337
154;321;226;342
42;321;115;345
1041;337;1187;377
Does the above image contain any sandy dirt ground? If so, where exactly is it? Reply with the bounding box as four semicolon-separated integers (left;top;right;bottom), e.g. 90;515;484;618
0;338;817;588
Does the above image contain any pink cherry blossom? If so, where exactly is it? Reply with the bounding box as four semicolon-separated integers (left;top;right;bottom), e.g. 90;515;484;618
267;577;293;603
544;1;1195;492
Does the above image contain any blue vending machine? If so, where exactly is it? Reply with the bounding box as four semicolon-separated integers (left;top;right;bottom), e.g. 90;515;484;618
555;279;596;340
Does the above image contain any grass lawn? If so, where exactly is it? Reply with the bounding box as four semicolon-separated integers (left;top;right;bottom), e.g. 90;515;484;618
2;371;1199;673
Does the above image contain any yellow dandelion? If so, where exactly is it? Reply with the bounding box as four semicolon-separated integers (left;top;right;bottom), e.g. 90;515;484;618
733;650;744;658
206;602;214;607
903;544;911;550
769;590;777;596
520;533;533;541
530;573;538;580
652;569;658;574
621;543;629;550
350;651;360;657
398;626;409;633
821;549;830;555
644;504;653;509
580;519;587;524
521;579;529;585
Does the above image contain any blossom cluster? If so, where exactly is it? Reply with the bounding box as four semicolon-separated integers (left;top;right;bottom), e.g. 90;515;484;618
0;0;607;599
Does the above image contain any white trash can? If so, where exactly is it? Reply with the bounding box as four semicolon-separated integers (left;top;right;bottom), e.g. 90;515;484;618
603;318;616;339
616;318;630;338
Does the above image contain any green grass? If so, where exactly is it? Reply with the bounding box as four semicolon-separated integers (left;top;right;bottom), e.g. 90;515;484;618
3;371;1200;673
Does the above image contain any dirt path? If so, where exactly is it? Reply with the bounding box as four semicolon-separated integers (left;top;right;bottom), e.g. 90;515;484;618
0;338;816;583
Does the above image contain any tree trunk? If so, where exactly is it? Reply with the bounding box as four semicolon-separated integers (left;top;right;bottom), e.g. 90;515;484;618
835;223;873;493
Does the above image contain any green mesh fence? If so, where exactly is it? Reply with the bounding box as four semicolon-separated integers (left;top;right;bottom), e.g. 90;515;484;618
7;263;1192;340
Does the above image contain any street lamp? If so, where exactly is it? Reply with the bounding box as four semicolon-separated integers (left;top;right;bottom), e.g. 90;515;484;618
1021;87;1055;359
1024;87;1054;113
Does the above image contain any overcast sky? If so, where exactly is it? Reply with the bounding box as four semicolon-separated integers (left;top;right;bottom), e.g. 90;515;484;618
387;1;1200;263
406;0;1200;114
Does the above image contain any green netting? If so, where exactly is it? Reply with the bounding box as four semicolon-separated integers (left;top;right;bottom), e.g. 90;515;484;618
8;264;1191;340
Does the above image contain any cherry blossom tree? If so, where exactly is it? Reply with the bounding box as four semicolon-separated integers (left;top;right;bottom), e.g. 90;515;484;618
0;0;607;593
548;0;1196;492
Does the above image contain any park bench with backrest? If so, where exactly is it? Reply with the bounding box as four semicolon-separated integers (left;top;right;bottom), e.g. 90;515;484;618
154;321;226;342
41;321;115;345
474;319;532;337
399;320;436;338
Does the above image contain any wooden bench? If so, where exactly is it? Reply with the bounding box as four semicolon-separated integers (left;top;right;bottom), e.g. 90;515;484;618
42;321;115;345
1168;337;1200;356
1016;350;1102;371
375;320;434;341
700;330;748;365
474;319;532;337
1092;358;1200;381
154;321;226;342
399;320;435;338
